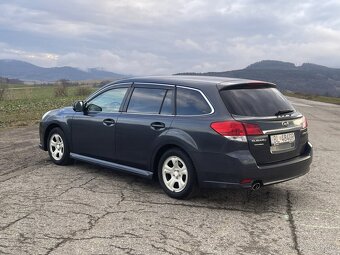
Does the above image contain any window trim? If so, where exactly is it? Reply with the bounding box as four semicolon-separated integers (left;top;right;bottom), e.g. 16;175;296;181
117;83;215;117
175;86;215;116
85;82;132;102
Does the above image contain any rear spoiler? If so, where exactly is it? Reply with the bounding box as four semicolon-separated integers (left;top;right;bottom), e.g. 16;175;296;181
217;82;277;91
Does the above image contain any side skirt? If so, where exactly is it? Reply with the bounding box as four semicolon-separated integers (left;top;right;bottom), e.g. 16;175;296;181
70;153;153;179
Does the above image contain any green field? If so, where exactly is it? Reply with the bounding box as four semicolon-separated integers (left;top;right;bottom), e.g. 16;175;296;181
1;84;340;128
0;85;96;128
284;92;340;105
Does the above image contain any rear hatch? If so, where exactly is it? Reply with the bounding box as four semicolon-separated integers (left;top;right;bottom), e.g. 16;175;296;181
219;83;308;165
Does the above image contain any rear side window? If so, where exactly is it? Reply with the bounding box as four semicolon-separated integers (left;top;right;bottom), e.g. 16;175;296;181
127;87;167;114
220;87;294;117
176;87;211;115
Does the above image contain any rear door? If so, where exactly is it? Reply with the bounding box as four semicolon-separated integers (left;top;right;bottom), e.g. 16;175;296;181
219;84;308;165
115;83;175;170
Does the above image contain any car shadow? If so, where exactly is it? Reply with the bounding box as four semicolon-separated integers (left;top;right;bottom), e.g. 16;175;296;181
68;160;295;214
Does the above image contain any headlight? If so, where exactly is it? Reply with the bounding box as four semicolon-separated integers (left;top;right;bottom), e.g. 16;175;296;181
42;110;51;120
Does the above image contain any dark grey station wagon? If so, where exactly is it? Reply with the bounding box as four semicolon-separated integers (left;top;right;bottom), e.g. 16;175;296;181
39;76;313;199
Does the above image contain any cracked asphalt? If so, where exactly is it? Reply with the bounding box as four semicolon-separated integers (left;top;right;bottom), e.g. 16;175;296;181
0;97;339;255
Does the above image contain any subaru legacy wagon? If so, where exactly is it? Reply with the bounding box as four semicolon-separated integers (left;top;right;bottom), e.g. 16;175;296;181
39;76;313;199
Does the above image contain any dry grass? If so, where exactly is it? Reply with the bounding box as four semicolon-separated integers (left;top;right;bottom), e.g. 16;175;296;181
75;86;92;96
0;84;96;128
0;84;8;101
54;84;68;97
284;92;340;105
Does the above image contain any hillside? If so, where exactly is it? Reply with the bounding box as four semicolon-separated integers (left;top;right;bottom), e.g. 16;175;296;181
0;59;126;82
178;60;340;97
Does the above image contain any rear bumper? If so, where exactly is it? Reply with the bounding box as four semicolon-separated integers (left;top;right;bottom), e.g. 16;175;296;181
199;142;313;189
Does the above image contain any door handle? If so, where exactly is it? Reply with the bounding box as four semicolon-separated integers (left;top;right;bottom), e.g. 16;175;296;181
150;122;165;130
103;118;115;126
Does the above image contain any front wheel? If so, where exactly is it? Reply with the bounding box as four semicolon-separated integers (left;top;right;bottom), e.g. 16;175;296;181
158;149;197;199
47;127;72;165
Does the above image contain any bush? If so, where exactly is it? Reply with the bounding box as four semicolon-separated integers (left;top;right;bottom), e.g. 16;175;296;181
54;84;68;97
0;84;8;101
75;86;92;97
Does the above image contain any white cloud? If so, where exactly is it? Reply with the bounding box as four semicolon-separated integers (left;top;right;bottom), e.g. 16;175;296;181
175;39;202;51
1;0;340;74
0;43;59;67
56;50;173;75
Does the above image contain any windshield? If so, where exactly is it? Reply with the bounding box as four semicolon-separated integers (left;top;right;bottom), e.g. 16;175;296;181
220;87;295;117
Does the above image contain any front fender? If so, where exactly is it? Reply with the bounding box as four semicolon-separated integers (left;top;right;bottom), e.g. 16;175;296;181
40;107;74;150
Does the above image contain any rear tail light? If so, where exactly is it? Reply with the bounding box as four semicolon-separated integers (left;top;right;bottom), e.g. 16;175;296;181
243;123;263;136
210;121;263;142
301;116;308;129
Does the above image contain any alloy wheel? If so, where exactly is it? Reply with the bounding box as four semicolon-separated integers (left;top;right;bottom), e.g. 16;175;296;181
162;156;188;192
49;134;64;161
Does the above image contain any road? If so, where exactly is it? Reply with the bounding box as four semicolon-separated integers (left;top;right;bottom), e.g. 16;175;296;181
0;97;339;255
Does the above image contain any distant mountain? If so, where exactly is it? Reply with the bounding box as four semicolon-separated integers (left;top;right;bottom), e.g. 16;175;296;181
178;60;340;97
0;59;126;81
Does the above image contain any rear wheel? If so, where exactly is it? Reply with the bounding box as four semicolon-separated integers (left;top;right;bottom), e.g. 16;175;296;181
158;149;197;199
47;127;72;165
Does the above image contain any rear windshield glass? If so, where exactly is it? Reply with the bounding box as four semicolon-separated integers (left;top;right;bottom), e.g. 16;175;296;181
220;87;294;117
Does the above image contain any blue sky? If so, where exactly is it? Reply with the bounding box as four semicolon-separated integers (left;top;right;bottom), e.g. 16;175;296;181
1;0;340;74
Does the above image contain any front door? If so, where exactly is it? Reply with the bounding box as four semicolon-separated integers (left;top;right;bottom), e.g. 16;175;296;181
71;86;129;161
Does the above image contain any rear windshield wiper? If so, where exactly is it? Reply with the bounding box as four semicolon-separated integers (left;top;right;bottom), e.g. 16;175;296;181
275;109;294;116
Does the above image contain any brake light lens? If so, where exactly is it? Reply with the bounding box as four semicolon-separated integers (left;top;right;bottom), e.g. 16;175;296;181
210;121;263;142
301;116;308;129
210;121;246;136
243;123;263;136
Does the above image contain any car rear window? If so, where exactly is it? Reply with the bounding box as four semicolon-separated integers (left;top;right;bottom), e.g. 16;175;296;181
220;87;294;117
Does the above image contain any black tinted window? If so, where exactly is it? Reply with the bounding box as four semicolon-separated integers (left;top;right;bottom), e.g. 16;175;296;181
127;87;166;114
220;87;294;117
87;87;128;112
160;90;173;115
176;88;211;115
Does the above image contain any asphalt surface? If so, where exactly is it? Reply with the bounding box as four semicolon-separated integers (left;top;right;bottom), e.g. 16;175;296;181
0;97;339;255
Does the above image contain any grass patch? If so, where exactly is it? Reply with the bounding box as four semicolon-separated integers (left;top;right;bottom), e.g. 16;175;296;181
0;84;96;128
1;84;338;128
284;92;340;105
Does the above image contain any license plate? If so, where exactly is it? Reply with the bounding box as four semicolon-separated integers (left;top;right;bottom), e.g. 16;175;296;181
270;132;295;145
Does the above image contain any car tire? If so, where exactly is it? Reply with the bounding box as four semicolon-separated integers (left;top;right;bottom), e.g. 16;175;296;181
158;149;198;199
47;127;72;165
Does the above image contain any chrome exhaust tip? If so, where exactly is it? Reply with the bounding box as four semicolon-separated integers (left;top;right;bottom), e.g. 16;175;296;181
251;182;261;191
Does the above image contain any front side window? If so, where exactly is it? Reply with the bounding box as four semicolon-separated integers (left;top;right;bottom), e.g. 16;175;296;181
86;87;128;113
176;87;211;115
127;87;169;114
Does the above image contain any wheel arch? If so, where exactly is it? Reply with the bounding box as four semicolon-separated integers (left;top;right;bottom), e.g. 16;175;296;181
151;143;197;182
43;123;64;150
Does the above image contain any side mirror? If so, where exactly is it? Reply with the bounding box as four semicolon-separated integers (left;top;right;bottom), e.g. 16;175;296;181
73;100;85;112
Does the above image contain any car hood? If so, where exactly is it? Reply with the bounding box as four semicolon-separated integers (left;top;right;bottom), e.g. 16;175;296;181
42;106;74;121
